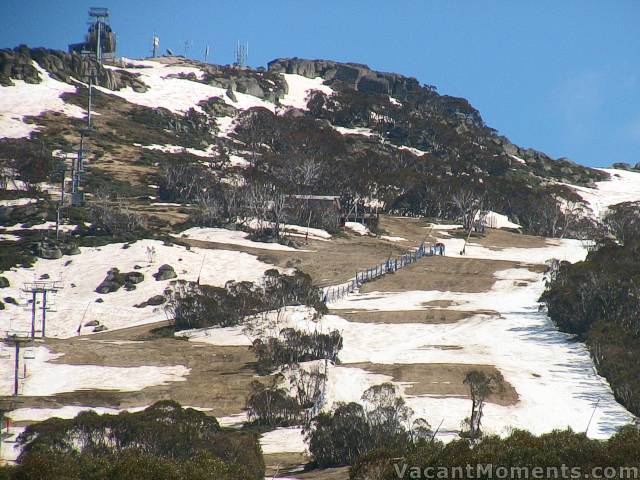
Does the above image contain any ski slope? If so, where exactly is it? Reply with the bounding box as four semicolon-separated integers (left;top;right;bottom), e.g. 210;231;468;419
0;239;279;338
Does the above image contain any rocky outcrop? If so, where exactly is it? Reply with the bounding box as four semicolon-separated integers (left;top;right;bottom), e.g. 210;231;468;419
268;58;421;98
0;46;147;92
96;268;145;294
153;264;176;281
0;277;9;288
37;241;62;260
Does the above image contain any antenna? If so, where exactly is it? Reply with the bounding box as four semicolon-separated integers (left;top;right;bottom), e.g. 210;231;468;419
204;44;210;63
184;40;192;58
152;33;159;58
234;40;248;68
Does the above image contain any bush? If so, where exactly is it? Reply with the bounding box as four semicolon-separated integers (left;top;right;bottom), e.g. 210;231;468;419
251;328;342;374
15;401;264;480
164;269;325;332
307;383;431;468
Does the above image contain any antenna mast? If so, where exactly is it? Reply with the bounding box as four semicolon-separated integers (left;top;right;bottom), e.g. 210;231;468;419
152;33;159;58
234;40;248;68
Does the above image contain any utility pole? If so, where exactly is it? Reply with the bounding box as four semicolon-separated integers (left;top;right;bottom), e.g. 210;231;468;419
204;44;210;63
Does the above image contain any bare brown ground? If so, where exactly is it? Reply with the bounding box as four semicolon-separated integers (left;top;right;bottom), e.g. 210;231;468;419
346;363;518;406
334;309;492;324
360;255;527;294
8;321;260;418
264;452;349;480
181;232;413;288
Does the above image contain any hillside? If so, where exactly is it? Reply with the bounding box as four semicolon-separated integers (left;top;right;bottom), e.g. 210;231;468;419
2;45;640;477
2;46;639;239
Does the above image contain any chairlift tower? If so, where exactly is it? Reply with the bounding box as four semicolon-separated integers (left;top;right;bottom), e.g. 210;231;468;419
21;281;63;339
69;7;116;63
2;335;35;396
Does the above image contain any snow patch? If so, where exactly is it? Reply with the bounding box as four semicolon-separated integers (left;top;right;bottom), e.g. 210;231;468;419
0;62;85;139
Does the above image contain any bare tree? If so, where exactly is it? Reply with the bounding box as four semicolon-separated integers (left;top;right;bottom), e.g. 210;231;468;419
452;187;484;231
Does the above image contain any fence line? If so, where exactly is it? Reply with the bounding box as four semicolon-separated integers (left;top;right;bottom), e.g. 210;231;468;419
321;241;440;304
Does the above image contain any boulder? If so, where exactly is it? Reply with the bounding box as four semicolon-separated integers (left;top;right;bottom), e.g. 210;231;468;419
226;87;237;102
153;264;177;281
66;245;81;255
38;243;62;260
0;276;9;288
124;272;145;285
96;280;121;294
146;294;166;306
93;325;108;332
85;320;99;327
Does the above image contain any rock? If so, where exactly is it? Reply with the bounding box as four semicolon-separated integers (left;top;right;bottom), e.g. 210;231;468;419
93;325;108;332
96;280;121;294
124;272;145;285
4;297;17;305
153;264;176;281
95;298;104;303
66;246;81;255
39;245;62;260
40;273;50;280
0;276;9;288
267;57;421;99
0;301;4;310
226;87;237;102
85;320;99;327
146;295;166;306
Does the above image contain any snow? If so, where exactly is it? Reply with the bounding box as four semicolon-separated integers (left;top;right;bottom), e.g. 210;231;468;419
398;145;428;156
279;74;333;110
0;198;36;207
565;168;640;218
0;239;278;338
5;405;146;423
427;223;462;230
345;221;371;236
178;325;252;347
333;125;375;136
434;237;588;264
177;227;300;251
140;143;216;158
0;233;21;242
509;154;526;164
228;154;251;167
0;62;85;139
0;345;189;397
217;412;249;427
316;240;634;440
2;221;77;232
380;235;407;242
241;218;332;241
479;210;521;230
97;60;275;115
260;427;307;454
0;426;23;463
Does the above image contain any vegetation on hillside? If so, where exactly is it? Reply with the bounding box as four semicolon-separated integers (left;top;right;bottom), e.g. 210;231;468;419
541;201;640;416
0;401;264;480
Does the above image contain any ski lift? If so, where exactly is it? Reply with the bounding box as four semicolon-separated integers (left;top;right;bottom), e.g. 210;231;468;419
23;347;36;360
